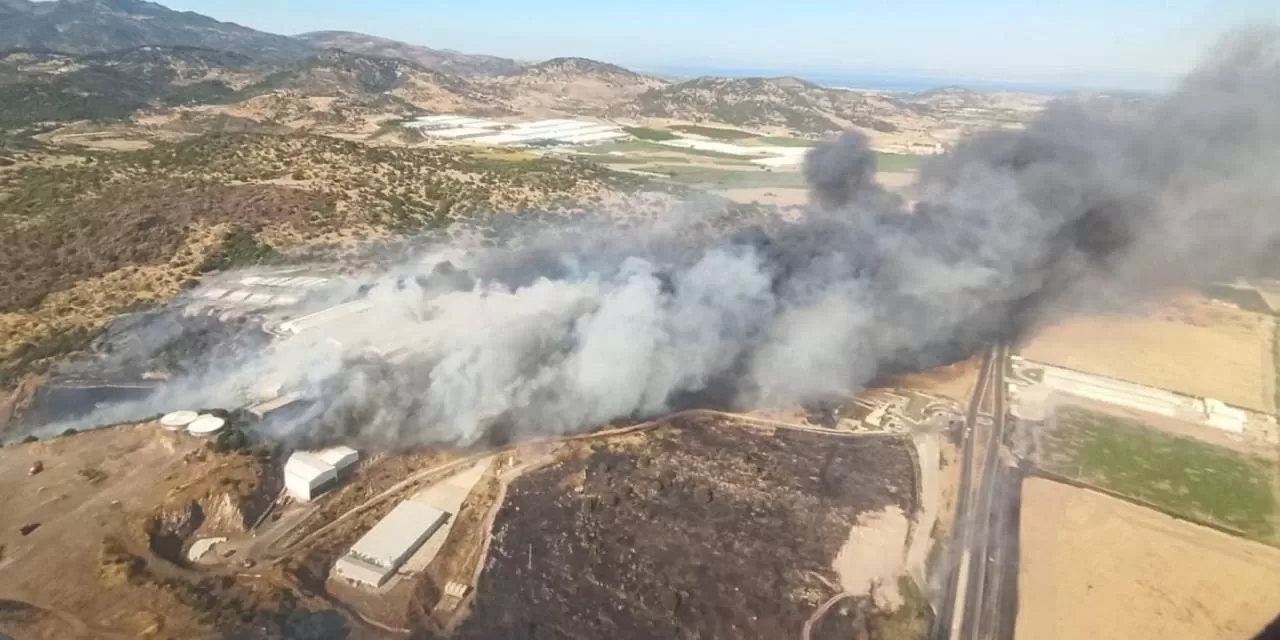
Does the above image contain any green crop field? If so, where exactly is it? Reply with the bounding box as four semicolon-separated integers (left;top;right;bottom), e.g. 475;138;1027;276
875;152;926;172
622;126;677;141
669;124;756;140
1043;407;1277;541
648;165;807;189
752;136;818;148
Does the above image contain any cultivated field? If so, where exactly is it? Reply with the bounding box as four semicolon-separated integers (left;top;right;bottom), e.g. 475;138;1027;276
1036;406;1278;541
1020;294;1276;412
1017;477;1280;640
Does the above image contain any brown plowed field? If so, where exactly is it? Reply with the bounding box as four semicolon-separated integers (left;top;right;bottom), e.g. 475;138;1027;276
1020;294;1275;412
1017;477;1280;640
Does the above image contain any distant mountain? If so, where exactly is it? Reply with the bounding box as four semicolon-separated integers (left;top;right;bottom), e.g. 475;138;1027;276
295;31;521;77
0;0;312;60
615;75;929;135
476;57;667;114
0;46;261;125
0;46;511;126
243;49;504;113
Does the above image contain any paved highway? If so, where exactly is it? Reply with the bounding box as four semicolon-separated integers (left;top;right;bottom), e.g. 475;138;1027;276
932;344;1019;640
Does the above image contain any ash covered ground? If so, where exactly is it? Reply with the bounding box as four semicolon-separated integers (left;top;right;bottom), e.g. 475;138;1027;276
451;415;918;639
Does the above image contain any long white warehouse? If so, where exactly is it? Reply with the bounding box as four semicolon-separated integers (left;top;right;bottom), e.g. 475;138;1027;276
332;501;449;588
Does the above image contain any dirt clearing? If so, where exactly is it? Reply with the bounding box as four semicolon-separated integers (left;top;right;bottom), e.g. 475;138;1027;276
1020;294;1276;412
1017;477;1280;640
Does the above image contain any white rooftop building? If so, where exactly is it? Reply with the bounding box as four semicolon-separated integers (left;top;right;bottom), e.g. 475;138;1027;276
284;451;338;501
279;301;374;336
316;446;360;475
284;448;361;501
333;501;450;588
1203;398;1247;434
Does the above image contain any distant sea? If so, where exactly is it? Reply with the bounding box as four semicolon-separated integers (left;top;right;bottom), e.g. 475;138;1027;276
639;65;1085;95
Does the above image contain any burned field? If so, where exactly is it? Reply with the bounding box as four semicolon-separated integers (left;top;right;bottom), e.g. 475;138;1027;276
454;415;918;639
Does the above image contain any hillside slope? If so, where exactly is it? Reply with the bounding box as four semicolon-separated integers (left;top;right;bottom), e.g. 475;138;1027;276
0;0;312;60
296;31;522;76
0;46;262;124
0;47;508;127
0;132;666;384
476;57;668;113
616;76;928;135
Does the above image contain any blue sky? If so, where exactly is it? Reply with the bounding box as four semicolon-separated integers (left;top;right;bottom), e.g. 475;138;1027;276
164;0;1278;89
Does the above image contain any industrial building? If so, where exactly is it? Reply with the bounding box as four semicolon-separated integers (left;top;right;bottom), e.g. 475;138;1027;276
333;501;450;588
278;300;374;336
184;271;337;320
284;446;360;501
1009;357;1259;436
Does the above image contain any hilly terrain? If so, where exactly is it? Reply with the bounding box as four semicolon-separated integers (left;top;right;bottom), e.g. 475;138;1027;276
473;56;669;114
615;76;1046;144
0;46;262;125
0;131;676;387
296;30;522;76
0;46;512;129
0;0;311;60
0;0;1051;409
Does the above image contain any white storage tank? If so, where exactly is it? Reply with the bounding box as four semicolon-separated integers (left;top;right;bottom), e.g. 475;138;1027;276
187;415;226;436
160;410;199;431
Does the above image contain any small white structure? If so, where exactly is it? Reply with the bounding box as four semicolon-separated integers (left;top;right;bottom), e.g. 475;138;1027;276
1203;398;1247;434
333;501;449;588
284;451;338;501
160;410;199;430
279;301;374;336
187;415;226;436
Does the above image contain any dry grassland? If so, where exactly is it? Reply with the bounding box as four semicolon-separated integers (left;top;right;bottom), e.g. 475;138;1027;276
1017;477;1280;640
889;355;982;404
1020;294;1276;412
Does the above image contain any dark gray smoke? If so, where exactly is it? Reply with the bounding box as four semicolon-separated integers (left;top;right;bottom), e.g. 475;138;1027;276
42;27;1280;449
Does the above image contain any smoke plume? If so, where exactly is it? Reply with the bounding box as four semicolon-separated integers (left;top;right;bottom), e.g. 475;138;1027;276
36;27;1280;449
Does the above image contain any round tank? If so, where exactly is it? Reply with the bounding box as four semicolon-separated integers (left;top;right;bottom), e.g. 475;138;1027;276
187;415;227;436
160;410;199;430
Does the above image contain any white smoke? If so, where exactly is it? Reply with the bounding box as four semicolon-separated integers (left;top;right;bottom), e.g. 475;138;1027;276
27;26;1280;449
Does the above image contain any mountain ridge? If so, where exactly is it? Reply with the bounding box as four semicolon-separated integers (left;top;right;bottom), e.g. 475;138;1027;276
0;0;312;60
295;30;523;77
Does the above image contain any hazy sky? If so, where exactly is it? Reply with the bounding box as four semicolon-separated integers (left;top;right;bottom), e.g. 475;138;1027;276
163;0;1278;89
